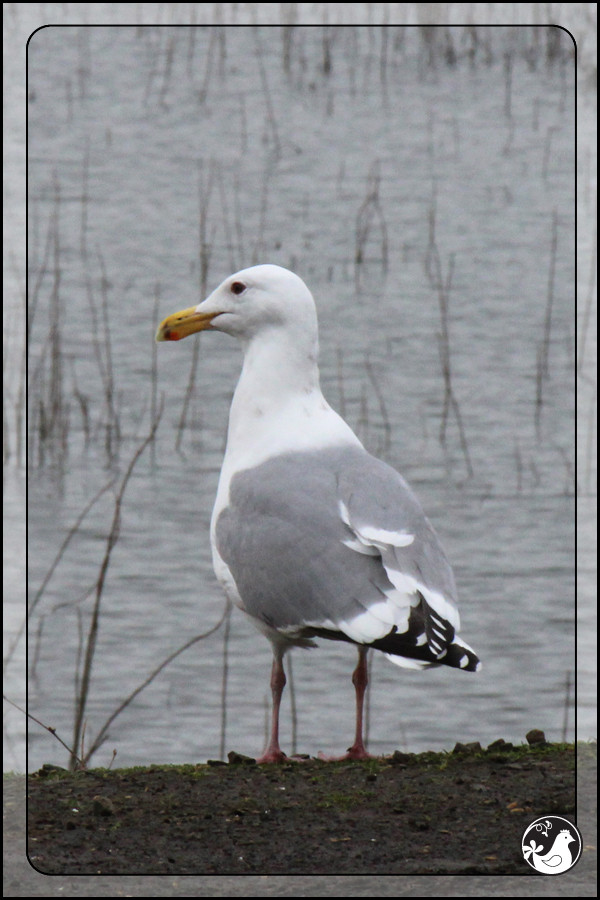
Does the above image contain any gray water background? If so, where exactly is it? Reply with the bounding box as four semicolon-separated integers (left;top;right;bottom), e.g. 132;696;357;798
6;21;593;772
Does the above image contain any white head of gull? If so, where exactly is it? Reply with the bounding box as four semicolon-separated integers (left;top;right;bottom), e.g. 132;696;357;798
157;264;480;763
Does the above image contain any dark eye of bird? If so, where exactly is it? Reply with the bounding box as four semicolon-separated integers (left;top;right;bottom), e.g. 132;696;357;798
230;281;246;295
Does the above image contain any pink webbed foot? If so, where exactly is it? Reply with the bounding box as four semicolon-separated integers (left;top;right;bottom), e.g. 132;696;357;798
317;743;374;762
256;750;313;763
255;747;287;764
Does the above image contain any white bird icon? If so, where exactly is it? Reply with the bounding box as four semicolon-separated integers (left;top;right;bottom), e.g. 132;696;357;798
523;829;575;875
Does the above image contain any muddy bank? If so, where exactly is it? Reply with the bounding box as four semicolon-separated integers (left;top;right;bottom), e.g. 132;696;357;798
25;742;583;876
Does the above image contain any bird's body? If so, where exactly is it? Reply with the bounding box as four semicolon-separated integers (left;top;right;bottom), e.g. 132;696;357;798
157;264;480;761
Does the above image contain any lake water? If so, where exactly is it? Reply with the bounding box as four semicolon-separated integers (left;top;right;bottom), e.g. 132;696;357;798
8;23;591;772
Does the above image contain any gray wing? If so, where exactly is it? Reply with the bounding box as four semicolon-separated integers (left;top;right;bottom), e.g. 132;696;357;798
216;445;480;671
336;450;479;670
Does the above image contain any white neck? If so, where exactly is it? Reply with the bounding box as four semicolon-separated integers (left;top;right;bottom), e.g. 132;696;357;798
230;323;319;422
222;325;361;477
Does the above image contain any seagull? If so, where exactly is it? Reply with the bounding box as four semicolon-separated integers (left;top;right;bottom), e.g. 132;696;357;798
156;264;480;763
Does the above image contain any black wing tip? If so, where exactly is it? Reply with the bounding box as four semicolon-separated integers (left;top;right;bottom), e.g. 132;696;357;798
443;642;481;672
369;630;481;672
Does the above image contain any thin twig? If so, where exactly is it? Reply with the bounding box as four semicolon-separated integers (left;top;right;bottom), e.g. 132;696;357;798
503;51;513;119
514;436;523;494
540;210;558;380
69;358;91;448
577;217;596;374
365;355;391;456
98;251;120;460
197;27;216;104
71;403;164;769
27;213;54;350
217;165;238;273
535;210;558;437
158;33;176;107
425;202;473;478
3;694;82;768
254;30;281;158
30;615;46;681
28;480;116;621
584;385;597;496
85;599;231;766
150;283;160;468
176;161;216;453
561;671;571;742
3;480;115;677
252;167;271;266
354;161;388;287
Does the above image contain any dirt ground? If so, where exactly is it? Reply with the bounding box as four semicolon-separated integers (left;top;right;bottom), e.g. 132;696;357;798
21;741;589;877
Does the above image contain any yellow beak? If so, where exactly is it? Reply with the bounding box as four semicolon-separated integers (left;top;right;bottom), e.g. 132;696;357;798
155;307;221;342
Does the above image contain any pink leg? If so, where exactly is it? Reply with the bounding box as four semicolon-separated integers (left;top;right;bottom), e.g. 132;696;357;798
319;645;373;761
347;645;371;758
255;651;287;763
